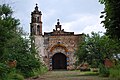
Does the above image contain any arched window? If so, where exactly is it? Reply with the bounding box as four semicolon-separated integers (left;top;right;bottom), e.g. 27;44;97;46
37;25;40;34
37;17;39;22
32;17;36;23
31;26;35;35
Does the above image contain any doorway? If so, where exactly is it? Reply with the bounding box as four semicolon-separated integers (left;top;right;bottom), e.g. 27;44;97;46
52;53;67;70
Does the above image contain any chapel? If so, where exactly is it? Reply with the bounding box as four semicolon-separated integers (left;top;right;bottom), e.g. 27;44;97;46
30;4;83;70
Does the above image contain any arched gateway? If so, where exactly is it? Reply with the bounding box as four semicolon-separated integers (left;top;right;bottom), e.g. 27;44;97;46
49;44;69;70
52;53;67;69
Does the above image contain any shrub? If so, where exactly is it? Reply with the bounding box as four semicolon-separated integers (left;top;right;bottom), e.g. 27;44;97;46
109;64;120;79
0;63;10;80
16;58;42;78
39;65;48;74
8;73;24;80
99;64;110;77
0;63;24;80
29;65;48;78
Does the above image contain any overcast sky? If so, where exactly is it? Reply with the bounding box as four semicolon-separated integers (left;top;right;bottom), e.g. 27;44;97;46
0;0;106;34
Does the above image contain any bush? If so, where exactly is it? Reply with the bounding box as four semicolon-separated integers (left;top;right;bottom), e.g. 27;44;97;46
16;58;42;78
99;64;110;77
29;65;48;78
39;65;48;75
8;73;24;80
18;64;48;78
0;63;24;80
0;63;10;80
109;64;120;79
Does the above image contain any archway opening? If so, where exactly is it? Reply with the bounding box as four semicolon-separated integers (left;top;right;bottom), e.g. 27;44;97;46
52;53;67;70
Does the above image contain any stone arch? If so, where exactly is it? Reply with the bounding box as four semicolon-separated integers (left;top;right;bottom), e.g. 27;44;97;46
50;44;68;53
49;44;69;70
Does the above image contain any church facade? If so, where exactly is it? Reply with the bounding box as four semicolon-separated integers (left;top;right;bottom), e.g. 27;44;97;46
30;4;83;70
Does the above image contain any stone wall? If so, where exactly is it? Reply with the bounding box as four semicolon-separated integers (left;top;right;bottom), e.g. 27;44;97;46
34;34;83;70
45;35;83;70
34;36;45;61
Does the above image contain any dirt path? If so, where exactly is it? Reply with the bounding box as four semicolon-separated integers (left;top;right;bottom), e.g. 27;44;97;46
26;71;110;80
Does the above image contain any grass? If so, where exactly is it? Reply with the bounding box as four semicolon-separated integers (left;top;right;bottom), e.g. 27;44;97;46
26;70;111;80
79;71;99;76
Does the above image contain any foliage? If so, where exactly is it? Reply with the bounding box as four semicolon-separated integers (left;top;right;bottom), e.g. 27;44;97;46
0;63;10;80
99;0;120;40
99;63;110;77
99;1;120;78
7;73;24;80
0;4;46;78
109;63;120;79
0;4;20;62
75;32;120;67
0;63;24;80
0;4;13;17
9;37;42;78
27;65;48;78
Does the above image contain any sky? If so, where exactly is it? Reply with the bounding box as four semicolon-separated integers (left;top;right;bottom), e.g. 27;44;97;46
0;0;106;35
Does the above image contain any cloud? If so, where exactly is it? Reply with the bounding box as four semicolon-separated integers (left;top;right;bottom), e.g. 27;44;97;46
60;13;106;34
42;13;106;35
43;9;57;22
0;0;105;35
81;24;106;34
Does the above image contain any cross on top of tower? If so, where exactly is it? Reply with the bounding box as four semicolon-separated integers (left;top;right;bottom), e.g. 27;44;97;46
36;3;38;6
57;19;59;22
35;3;38;11
57;19;60;25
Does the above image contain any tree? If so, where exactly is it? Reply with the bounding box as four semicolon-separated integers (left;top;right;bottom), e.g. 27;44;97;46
0;4;44;78
0;4;20;62
99;0;120;40
75;32;120;67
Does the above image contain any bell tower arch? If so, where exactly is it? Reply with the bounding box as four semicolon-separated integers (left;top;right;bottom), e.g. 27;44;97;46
30;4;42;36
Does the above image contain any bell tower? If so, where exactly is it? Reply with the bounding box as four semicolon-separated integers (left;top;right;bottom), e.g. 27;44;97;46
30;4;42;36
